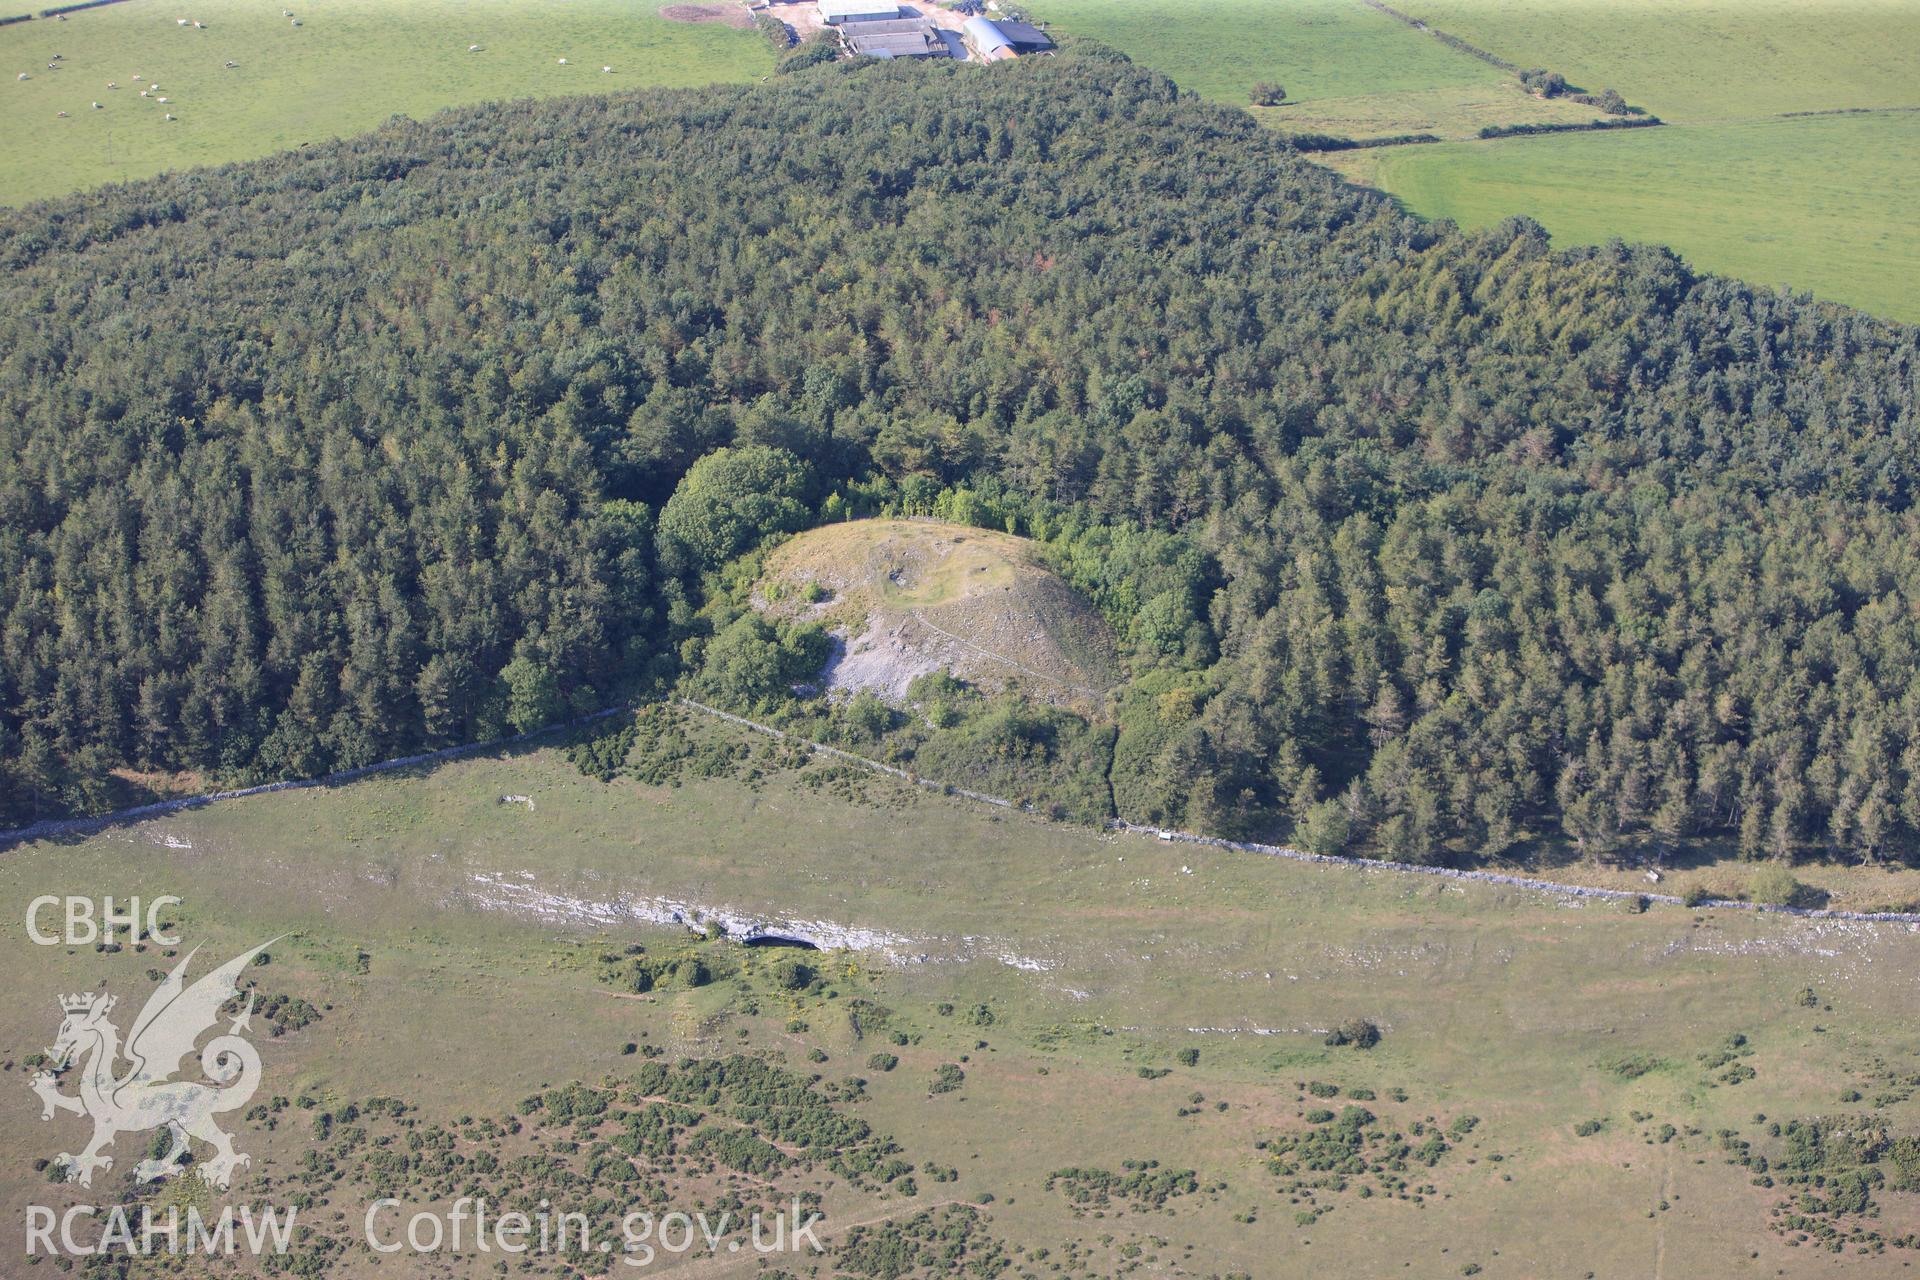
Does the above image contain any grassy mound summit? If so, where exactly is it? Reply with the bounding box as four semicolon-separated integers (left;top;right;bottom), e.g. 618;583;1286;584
758;520;1119;712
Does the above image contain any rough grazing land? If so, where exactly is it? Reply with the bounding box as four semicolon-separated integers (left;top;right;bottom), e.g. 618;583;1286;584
4;730;1920;1275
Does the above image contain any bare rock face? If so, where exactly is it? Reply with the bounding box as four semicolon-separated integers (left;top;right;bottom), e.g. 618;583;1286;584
755;518;1118;714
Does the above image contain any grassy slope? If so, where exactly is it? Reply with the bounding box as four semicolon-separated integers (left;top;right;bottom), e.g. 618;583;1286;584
0;0;771;207
4;718;1919;1274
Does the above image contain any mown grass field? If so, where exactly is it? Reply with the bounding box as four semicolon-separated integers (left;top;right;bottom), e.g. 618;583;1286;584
4;712;1919;1274
1037;0;1920;321
0;0;771;206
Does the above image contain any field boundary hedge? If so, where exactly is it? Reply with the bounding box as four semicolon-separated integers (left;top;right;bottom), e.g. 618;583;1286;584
1479;116;1663;139
1356;0;1517;72
1281;132;1441;153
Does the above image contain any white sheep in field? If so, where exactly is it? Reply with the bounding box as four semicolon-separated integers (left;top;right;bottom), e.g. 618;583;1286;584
156;96;169;102
602;65;612;73
177;17;188;24
557;56;568;64
15;73;26;81
91;100;101;108
469;44;481;51
164;112;175;120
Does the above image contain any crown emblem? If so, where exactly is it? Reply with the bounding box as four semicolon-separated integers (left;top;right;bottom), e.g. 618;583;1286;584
59;992;107;1014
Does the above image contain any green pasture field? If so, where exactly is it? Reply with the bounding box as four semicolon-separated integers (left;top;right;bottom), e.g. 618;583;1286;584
3;710;1919;1274
0;0;771;206
1333;111;1920;322
1399;0;1920;122
1037;0;1920;323
1034;0;1605;138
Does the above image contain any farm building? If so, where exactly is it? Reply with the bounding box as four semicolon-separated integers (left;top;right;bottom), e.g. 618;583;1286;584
962;15;1052;60
991;20;1054;51
843;16;954;58
817;0;902;23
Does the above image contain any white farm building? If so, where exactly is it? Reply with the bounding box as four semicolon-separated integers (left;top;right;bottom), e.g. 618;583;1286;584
817;0;901;24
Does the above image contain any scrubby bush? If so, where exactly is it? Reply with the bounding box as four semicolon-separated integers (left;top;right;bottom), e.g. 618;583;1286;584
771;957;816;991
1748;865;1812;908
1325;1019;1381;1050
777;32;840;75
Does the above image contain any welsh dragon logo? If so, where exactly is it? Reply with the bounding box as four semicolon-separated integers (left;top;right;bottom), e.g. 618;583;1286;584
30;941;276;1189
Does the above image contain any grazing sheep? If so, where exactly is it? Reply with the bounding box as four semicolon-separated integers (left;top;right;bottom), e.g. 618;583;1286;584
164;112;175;120
177;17;188;24
15;73;26;81
106;81;117;88
291;17;300;25
602;65;612;73
156;96;169;102
56;110;68;117
557;57;568;64
468;44;481;51
224;60;237;68
91;100;101;108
